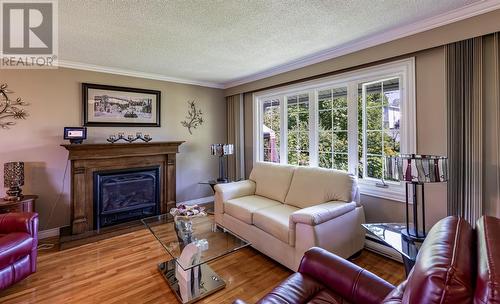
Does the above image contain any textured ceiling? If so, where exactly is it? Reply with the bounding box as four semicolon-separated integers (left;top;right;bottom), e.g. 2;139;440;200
59;0;483;87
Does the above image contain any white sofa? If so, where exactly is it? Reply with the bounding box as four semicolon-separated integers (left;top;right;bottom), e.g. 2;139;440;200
214;162;366;271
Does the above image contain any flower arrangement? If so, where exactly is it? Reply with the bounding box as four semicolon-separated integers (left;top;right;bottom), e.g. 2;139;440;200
170;204;207;219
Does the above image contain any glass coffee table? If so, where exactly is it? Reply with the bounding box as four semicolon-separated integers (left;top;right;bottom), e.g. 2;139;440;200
142;214;250;304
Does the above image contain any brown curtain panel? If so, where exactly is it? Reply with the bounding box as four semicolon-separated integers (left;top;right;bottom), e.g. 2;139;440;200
482;33;500;218
226;94;244;181
446;37;484;225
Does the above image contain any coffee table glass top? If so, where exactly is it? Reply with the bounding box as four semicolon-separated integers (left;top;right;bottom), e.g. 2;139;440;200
142;214;250;271
362;223;422;261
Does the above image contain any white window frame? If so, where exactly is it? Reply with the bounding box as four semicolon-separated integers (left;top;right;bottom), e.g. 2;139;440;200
253;58;416;202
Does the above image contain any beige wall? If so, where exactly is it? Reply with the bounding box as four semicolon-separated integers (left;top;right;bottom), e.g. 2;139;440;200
241;47;448;229
0;68;225;230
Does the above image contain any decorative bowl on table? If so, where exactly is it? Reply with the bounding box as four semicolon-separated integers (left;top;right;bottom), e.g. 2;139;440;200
170;204;207;242
170;204;207;219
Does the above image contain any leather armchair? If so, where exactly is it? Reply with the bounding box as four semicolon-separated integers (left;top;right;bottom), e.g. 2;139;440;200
235;216;500;304
0;212;39;290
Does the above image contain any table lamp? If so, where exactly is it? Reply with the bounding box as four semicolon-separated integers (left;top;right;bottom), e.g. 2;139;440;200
210;144;234;182
4;162;25;201
385;154;448;241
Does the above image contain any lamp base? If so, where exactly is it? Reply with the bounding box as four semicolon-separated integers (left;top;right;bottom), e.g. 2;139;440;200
401;228;426;242
5;186;23;201
216;178;229;183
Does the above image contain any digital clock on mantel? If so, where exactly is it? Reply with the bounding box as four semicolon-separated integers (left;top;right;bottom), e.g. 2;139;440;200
63;127;87;144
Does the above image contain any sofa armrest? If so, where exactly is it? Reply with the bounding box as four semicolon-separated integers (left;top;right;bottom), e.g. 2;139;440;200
0;212;39;237
214;180;256;214
299;247;394;304
215;180;256;202
291;201;356;226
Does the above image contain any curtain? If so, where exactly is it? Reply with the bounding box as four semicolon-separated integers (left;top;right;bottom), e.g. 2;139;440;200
226;94;245;181
446;37;484;225
482;33;500;218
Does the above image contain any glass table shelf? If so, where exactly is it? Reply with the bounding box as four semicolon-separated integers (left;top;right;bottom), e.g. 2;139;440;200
363;223;423;275
142;213;250;303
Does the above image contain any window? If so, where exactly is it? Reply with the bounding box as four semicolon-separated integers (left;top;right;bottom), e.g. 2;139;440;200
262;98;280;163
287;93;310;166
254;59;415;201
318;87;348;171
358;79;401;182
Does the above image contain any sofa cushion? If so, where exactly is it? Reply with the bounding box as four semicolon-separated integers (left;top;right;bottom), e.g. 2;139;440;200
384;216;474;304
284;166;357;208
0;233;33;269
291;201;356;226
249;162;296;203
253;204;299;245
225;195;281;225
474;216;500;304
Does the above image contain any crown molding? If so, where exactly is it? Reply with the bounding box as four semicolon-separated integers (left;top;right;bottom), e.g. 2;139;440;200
222;0;500;89
57;60;225;89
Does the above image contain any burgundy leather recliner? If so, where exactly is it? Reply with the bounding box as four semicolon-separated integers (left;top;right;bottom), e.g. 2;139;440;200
235;216;500;304
0;212;39;290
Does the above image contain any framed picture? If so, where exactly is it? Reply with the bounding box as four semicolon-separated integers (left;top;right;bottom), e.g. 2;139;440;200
82;83;161;127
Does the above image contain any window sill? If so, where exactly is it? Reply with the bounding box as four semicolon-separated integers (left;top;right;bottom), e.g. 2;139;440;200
358;180;407;203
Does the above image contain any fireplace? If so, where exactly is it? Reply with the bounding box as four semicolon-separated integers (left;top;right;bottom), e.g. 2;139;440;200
93;166;160;229
62;142;183;235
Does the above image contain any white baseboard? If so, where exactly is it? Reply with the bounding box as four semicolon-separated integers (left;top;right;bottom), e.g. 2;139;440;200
177;196;214;206
38;227;60;240
364;235;403;263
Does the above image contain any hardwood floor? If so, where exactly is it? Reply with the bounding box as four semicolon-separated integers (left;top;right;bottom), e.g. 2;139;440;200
0;228;405;304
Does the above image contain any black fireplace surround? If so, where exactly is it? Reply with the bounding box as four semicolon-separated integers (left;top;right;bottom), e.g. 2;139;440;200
93;166;160;229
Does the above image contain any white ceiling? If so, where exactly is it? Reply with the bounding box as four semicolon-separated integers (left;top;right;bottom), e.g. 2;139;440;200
58;0;499;88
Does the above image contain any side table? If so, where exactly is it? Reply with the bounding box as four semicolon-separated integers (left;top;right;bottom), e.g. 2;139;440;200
362;223;423;276
0;195;37;213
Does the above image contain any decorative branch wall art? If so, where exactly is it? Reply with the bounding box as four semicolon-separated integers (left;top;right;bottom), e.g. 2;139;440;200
0;83;29;129
181;100;203;135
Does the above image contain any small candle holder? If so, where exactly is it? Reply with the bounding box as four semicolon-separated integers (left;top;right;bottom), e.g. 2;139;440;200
106;132;153;143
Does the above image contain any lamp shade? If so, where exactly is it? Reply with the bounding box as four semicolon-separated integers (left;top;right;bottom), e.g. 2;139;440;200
210;144;234;157
4;162;24;187
385;154;448;183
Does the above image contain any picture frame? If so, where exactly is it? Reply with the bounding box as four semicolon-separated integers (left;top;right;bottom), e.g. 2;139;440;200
82;83;161;127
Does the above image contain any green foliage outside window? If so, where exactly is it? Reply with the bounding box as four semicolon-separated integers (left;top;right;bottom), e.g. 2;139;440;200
358;86;400;180
261;81;400;179
287;95;309;166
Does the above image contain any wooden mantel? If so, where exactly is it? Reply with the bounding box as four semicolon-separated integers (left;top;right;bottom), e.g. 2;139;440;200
62;141;184;235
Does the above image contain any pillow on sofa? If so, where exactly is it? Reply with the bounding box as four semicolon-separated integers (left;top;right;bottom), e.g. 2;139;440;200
249;162;295;203
284;166;357;208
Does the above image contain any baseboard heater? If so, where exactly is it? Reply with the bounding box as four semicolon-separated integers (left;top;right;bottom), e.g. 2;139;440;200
364;234;403;263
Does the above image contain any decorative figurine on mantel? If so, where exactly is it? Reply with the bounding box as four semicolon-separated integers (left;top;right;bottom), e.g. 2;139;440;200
107;132;152;143
3;162;25;201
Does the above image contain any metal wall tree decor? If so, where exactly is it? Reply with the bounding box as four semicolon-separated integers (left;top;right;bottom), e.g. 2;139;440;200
0;83;29;129
181;100;203;135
